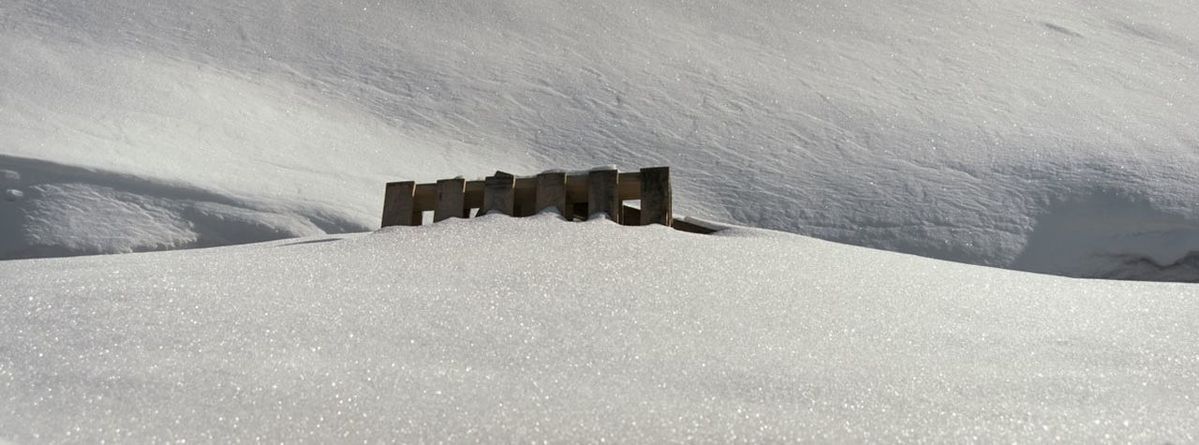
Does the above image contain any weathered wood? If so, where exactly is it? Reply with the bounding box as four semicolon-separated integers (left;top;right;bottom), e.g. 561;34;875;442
514;183;537;217
564;172;641;203
617;172;642;201
639;166;672;226
565;174;588;205
381;181;418;227
386;166;700;233
413;183;436;210
620;204;716;234
571;202;589;221
588;169;620;222
464;180;485;209
535;171;567;216
671;218;718;235
483;173;516;216
621;204;640;226
433;178;467;222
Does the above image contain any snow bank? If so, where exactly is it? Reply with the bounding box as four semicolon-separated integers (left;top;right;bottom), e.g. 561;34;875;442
3;1;1199;280
0;155;353;259
2;215;1197;442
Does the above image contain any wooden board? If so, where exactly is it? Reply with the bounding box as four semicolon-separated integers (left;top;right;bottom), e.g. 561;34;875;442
588;169;620;222
621;204;640;226
464;180;485;210
514;182;537;217
562;172;641;203
433;178;467;222
536;172;567;216
639;166;672;226
483;174;516;216
571;202;588;222
619;205;716;234
381;181;418;227
671;218;718;235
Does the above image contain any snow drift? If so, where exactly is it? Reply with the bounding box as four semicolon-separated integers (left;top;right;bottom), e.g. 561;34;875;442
3;0;1199;280
2;215;1198;442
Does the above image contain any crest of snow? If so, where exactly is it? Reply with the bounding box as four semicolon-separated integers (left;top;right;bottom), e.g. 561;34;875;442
1;215;1197;442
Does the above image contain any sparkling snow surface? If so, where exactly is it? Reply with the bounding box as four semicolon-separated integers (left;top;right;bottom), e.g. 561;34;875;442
2;215;1197;442
3;1;1199;280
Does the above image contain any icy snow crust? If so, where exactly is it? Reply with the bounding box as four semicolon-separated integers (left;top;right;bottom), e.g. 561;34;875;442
2;215;1198;442
3;0;1199;279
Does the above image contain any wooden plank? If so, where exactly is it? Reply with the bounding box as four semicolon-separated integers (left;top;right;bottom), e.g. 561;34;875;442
413;183;437;210
381;181;417;227
571;202;588;221
535;171;567;216
565;174;588;204
588;169;620;222
621;204;640;226
672;218;718;235
617;172;642;200
433;178;467;222
464;180;485;209
483;173;516;216
561;171;639;202
515;176;537;192
639;166;672;226
620;205;717;234
514;182;537;217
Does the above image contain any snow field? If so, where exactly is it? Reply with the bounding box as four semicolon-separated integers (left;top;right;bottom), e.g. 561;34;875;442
2;215;1197;442
4;0;1199;442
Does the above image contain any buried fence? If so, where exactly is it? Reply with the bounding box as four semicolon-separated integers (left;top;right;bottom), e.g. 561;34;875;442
381;167;715;234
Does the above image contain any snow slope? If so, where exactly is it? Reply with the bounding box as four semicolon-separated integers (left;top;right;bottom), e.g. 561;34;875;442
3;1;1199;279
2;215;1197;442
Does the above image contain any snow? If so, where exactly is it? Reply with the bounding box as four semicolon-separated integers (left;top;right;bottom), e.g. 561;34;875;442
3;1;1199;280
0;156;342;259
4;1;1199;441
2;215;1197;442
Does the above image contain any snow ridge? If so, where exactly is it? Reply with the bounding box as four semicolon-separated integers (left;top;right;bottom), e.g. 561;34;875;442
0;155;360;258
2;216;1197;442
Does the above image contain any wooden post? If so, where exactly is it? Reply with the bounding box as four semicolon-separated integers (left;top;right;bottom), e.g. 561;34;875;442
639;167;672;226
433;178;467;222
570;202;588;221
535;171;567;216
621;205;641;226
514;181;537;217
588;169;620;222
381;181;419;227
483;173;516;216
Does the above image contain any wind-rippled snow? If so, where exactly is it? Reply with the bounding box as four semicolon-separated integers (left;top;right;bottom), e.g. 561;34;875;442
3;0;1199;280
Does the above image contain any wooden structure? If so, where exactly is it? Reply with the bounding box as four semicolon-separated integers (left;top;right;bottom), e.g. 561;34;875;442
382;167;714;234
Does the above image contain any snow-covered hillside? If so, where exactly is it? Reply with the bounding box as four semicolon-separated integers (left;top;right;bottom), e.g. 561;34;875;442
2;0;1199;279
2;215;1198;442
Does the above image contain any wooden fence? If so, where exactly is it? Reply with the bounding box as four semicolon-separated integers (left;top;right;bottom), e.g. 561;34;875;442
381;167;714;234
